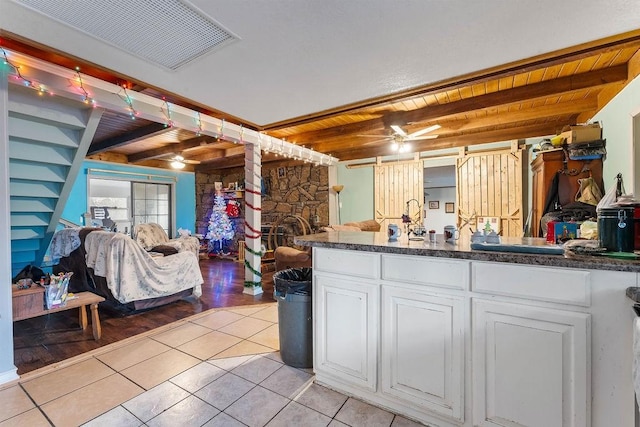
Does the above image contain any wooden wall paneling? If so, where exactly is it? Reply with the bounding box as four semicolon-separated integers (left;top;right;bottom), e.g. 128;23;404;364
374;156;424;232
456;146;525;237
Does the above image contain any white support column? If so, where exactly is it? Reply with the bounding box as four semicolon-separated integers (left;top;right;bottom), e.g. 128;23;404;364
0;64;19;384
243;143;263;296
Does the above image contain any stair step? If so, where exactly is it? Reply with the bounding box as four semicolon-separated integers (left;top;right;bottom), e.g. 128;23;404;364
11;227;45;240
11;212;51;227
10;160;68;183
10;180;61;199
10;197;56;213
12;239;41;252
9;116;80;148
10;138;74;166
11;250;36;264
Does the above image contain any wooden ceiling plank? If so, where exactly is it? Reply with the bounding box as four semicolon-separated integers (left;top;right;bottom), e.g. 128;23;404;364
512;73;528;88
498;75;514;90
87;122;171;154
127;135;214;162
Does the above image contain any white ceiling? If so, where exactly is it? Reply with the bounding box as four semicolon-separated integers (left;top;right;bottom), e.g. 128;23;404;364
1;0;639;127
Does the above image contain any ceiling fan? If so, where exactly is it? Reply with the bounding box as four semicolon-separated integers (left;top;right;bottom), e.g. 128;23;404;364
358;124;441;152
161;153;201;169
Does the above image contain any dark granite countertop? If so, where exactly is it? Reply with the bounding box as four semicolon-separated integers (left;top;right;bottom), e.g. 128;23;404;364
295;231;640;273
626;287;640;303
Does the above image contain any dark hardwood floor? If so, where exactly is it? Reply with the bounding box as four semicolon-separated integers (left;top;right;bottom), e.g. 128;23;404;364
13;259;276;375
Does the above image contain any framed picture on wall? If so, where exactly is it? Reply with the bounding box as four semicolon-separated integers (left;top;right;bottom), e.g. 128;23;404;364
428;201;439;209
445;202;455;213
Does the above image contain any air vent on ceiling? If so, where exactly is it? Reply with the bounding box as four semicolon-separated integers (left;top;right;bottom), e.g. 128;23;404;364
13;0;238;70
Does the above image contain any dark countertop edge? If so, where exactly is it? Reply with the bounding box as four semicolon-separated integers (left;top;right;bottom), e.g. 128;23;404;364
295;237;640;273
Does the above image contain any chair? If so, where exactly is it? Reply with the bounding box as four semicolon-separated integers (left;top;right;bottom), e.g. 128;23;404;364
133;223;200;258
274;246;312;271
269;215;313;272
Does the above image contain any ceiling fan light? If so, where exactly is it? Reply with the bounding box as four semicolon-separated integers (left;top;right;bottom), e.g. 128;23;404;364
390;141;399;151
402;143;411;152
170;160;186;169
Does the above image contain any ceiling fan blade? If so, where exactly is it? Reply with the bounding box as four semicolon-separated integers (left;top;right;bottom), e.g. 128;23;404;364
390;125;407;137
184;159;201;164
407;135;439;141
407;124;441;139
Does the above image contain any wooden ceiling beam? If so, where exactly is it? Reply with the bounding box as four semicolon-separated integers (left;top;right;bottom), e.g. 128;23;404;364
305;97;595;153
191;145;247;164
421;97;596;133
331;123;562;161
282;65;627;145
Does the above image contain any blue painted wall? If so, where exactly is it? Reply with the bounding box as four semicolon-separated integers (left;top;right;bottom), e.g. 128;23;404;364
61;160;196;236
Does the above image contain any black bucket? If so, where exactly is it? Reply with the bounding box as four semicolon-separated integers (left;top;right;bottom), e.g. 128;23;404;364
598;207;635;252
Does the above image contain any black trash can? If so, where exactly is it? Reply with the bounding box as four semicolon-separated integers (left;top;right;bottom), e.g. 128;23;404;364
273;267;313;368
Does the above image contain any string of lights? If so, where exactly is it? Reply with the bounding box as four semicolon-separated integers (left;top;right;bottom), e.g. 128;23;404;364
161;97;173;127
74;67;95;105
117;85;137;120
2;47;47;95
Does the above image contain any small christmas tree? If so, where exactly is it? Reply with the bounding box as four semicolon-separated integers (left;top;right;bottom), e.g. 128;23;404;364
207;194;235;254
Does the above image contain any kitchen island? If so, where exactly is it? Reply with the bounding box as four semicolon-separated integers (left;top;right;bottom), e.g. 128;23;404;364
295;231;639;427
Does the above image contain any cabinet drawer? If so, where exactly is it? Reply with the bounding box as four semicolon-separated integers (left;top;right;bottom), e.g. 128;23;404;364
472;262;591;307
314;248;379;279
381;254;469;290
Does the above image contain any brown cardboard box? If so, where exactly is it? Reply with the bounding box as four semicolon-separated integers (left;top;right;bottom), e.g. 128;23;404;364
560;123;602;144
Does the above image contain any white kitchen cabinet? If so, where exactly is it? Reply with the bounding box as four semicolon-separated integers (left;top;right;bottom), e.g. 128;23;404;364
314;272;379;391
381;284;465;421
472;299;590;427
309;246;633;426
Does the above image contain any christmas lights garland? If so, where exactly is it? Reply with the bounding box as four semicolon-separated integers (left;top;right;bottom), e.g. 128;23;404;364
74;67;95;105
161;98;173;127
2;47;48;94
195;112;203;136
118;86;137;119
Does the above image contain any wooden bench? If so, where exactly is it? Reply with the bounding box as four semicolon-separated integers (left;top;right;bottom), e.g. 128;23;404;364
12;286;105;340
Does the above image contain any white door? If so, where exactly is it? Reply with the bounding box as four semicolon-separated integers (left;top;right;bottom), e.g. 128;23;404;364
472;299;590;427
381;285;465;422
314;273;379;391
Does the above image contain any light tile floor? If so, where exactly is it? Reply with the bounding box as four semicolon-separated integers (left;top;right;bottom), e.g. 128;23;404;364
0;303;423;427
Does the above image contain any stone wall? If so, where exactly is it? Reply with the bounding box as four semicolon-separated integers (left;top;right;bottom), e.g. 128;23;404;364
195;163;329;250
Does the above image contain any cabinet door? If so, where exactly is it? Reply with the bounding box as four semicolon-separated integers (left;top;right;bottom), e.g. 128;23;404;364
381;285;465;422
314;273;379;391
472;299;590;427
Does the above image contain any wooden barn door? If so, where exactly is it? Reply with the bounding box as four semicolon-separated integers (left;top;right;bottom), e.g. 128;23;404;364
374;155;424;232
456;143;527;238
